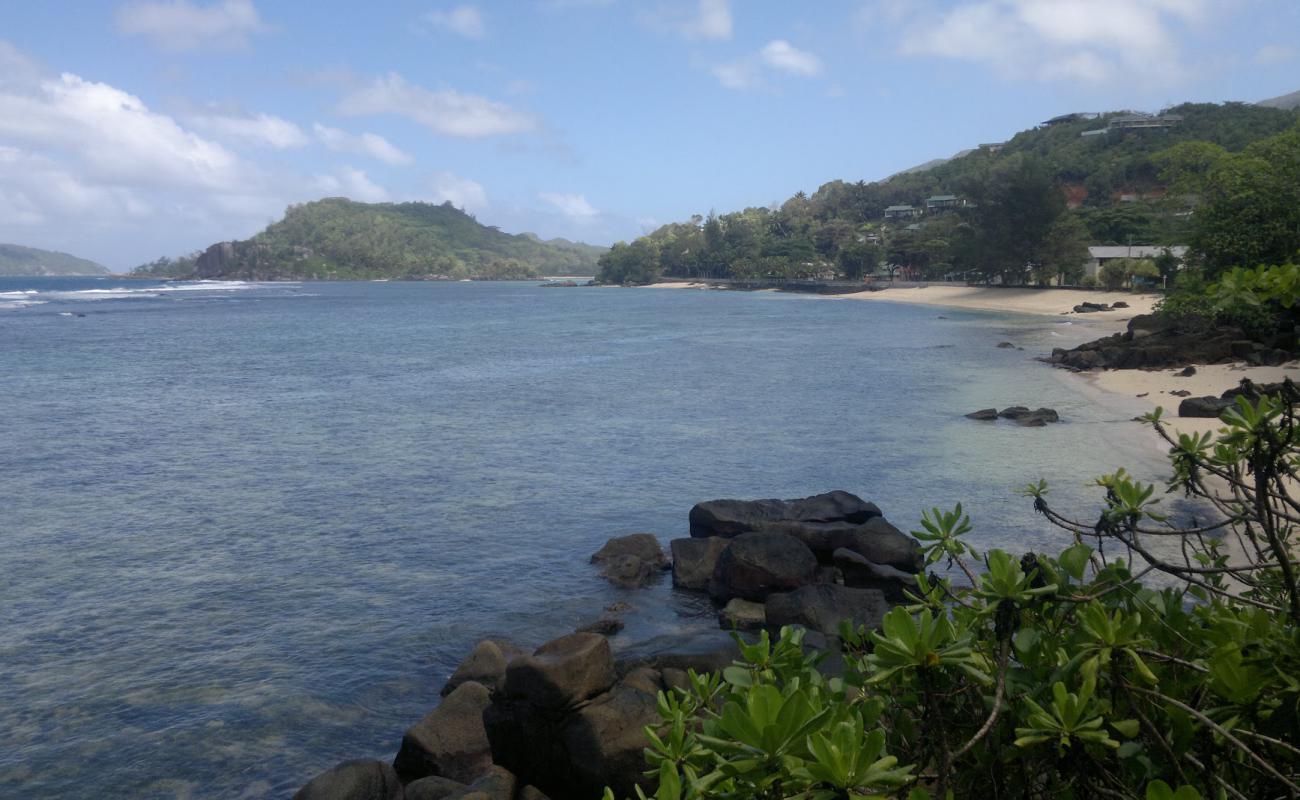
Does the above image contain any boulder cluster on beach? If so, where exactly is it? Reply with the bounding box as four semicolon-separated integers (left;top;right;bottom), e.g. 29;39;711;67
292;491;923;800
1050;313;1296;371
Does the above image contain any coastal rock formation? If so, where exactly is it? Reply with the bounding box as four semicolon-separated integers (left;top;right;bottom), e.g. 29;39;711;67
503;633;616;710
1072;301;1111;313
442;640;523;697
833;548;919;603
591;533;668;588
1050;313;1296;371
1179;379;1298;417
670;536;729;589
966;408;998;420
393;681;494;784
293;760;404;800
998;406;1061;426
404;776;466;799
707;531;819;601
718;598;766;630
765;585;890;638
689;490;881;538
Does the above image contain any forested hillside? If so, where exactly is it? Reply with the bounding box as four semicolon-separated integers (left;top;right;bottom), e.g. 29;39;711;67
133;199;606;280
0;243;109;276
598;101;1299;286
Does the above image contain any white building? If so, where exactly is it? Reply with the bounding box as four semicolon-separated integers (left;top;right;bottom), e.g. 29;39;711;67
1084;245;1188;279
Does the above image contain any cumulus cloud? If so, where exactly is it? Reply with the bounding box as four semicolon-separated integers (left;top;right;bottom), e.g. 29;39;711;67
189;111;308;148
424;5;487;38
868;0;1208;87
430;171;488;210
337;72;536;138
643;0;732;41
313;167;389;203
760;40;823;76
539;191;598;219
711;39;823;90
115;0;270;51
313;123;411;165
0;71;246;191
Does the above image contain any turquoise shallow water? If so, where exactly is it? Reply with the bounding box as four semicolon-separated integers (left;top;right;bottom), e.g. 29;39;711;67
1;278;1174;798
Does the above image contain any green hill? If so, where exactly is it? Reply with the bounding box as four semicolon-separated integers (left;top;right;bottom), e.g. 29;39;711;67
133;198;607;280
597;100;1299;285
0;243;109;276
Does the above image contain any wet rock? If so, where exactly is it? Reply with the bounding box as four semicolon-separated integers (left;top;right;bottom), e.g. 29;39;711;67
560;675;662;799
718;598;766;630
744;517;922;573
590;534;668;570
293;760;404;800
598;554;656;589
503;633;616;710
393;681;494;784
996;341;1015;348
405;776;467;800
689;490;881;538
670;536;729;590
965;408;998;420
577;616;624;636
442;641;522;697
999;407;1060;426
708;532;818;602
765;585;890;637
832;548;919;603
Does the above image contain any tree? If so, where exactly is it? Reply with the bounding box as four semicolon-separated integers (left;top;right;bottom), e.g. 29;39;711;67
595;238;661;285
836;240;879;280
1036;213;1090;285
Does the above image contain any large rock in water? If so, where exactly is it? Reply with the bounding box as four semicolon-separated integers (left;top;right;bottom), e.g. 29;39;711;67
591;534;669;588
833;548;919;603
708;532;818;602
765;585;890;637
749;517;923;573
560;669;663;799
502;633;616;710
689;490;881;538
393;681;494;784
442;640;523;697
670;536;729;589
293;760;404;800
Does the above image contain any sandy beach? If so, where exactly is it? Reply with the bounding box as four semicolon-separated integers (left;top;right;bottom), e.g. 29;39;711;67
837;284;1160;319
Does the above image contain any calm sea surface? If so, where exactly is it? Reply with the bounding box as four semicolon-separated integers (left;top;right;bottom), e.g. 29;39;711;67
1;278;1173;798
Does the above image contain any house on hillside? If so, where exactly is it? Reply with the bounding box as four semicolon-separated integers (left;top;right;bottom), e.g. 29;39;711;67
1084;245;1188;279
925;194;962;211
1041;112;1098;127
978;142;1005;153
1109;113;1183;131
883;204;921;220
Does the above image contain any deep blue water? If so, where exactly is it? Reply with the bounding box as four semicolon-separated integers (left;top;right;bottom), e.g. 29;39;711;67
1;277;1170;798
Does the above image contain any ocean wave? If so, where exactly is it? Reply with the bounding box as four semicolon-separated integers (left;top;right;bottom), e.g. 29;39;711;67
0;290;39;298
0;299;48;310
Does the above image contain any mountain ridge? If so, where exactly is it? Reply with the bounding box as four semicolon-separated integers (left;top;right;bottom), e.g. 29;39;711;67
0;243;110;276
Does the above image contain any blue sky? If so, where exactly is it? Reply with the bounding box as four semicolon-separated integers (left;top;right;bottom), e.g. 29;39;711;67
0;0;1296;270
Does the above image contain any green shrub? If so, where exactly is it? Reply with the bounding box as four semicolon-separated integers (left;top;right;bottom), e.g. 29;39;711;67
611;388;1300;800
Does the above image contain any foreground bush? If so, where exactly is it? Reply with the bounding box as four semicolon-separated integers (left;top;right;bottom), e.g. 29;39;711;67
610;387;1300;800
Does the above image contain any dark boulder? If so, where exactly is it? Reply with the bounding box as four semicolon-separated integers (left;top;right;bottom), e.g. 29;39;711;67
999;406;1060;426
1111;301;1129;309
670;536;728;590
405;776;466;800
996;341;1015;349
689;490;881;538
965;408;998;420
1178;365;1197;377
1170;389;1191;397
708;532;818;601
597;554;656;589
590;533;668;570
741;517;922;573
503;633;616;710
718;598;766;630
293;760;404;800
833;548;919;603
765;585;890;637
1179;396;1232;418
560;672;663;799
442;640;523;697
447;766;517;800
393;681;494;784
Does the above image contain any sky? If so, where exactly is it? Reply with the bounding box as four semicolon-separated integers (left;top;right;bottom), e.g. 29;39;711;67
0;0;1296;271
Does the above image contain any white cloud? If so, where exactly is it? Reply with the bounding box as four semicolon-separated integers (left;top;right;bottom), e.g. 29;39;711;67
337;72;536;138
424;5;487;38
539;191;598;219
313;123;411;165
0;72;246;191
711;62;759;90
887;0;1207;87
643;0;732;41
760;40;822;76
115;0;269;52
687;0;732;40
431;171;488;210
189;111;308;148
313;167;389;203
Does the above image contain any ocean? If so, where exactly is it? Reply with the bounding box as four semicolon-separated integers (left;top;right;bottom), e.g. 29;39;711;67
1;277;1172;798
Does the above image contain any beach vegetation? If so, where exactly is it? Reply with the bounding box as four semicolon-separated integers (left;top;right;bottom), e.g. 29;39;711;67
609;386;1300;800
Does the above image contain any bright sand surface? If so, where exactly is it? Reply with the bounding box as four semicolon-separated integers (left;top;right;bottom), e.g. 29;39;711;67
838;284;1160;319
